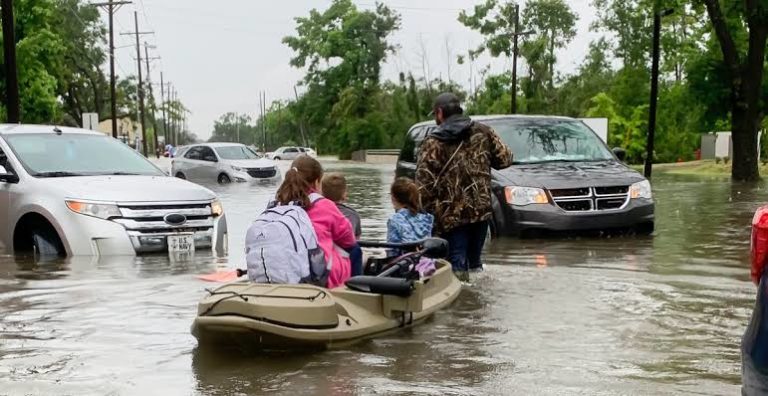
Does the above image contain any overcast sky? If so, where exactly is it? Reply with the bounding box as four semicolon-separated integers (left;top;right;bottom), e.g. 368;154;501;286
108;0;598;140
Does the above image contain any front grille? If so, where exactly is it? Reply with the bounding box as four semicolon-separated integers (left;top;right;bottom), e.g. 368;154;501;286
550;186;629;212
595;186;629;195
549;188;590;198
114;202;215;233
557;200;592;211
247;168;277;178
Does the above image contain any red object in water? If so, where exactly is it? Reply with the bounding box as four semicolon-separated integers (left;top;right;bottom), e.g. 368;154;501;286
751;206;768;284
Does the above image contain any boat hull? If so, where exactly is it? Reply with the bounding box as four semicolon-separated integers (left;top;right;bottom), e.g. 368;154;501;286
192;260;461;350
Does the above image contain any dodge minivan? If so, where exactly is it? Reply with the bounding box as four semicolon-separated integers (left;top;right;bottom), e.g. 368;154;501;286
396;115;655;237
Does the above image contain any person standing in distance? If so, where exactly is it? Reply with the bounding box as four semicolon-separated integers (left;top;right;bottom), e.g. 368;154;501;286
415;92;513;281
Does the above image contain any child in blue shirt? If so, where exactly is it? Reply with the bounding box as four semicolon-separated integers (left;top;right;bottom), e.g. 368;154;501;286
388;178;434;254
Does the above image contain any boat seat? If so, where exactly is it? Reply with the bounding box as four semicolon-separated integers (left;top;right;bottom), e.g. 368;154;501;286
345;276;414;297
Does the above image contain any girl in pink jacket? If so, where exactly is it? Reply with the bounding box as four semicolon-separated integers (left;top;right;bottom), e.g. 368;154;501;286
275;156;356;288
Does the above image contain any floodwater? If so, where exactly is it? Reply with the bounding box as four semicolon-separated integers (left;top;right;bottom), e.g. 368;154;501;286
0;160;761;395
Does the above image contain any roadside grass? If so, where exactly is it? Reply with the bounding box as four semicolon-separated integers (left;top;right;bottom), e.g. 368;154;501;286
630;160;768;177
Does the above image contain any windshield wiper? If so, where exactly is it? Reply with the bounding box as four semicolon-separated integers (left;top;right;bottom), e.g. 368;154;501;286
103;171;144;176
35;171;87;178
516;159;605;165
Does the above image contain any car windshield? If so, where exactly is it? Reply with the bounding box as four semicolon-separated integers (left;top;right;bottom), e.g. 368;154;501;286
485;118;614;164
4;133;165;177
215;146;261;160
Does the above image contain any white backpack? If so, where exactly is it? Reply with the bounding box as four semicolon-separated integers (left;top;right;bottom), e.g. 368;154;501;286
245;193;329;285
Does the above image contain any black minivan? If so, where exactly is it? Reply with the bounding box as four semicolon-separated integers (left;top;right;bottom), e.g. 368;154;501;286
395;115;655;237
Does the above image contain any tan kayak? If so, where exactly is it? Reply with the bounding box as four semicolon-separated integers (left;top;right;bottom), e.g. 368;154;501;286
191;259;461;350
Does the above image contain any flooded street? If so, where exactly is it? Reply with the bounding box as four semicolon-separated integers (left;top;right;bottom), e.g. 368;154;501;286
0;161;760;395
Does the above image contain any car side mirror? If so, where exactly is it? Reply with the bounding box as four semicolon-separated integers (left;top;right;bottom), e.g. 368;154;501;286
612;147;627;161
0;165;19;183
204;156;218;162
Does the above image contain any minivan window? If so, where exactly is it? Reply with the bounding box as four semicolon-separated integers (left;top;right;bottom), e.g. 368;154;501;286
401;126;431;163
4;133;164;177
485;118;614;164
215;146;261;160
286;148;298;153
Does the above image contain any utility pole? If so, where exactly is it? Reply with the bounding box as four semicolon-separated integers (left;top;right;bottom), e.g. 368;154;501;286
93;1;131;138
259;91;267;153
171;88;178;145
293;86;308;147
160;72;168;148
143;43;160;155
509;4;534;115
121;12;153;156
645;8;674;178
1;0;20;123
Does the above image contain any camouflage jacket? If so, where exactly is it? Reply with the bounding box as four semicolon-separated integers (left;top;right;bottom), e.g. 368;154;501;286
415;115;513;234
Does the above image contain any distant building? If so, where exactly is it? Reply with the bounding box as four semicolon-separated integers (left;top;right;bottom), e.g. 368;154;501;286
97;118;138;144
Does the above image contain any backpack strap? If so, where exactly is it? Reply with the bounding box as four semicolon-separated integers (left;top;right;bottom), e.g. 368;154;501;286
308;192;324;204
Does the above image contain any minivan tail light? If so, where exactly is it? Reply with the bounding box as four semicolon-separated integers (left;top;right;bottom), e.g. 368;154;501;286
751;206;768;284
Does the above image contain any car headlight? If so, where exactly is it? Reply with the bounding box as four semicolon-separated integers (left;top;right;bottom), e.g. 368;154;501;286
504;186;549;206
630;180;653;199
230;165;245;172
211;199;224;217
65;200;121;220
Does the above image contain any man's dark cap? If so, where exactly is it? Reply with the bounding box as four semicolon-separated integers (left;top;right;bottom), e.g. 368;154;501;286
428;92;462;116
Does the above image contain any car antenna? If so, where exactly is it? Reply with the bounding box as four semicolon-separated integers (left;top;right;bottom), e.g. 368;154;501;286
53;126;63;135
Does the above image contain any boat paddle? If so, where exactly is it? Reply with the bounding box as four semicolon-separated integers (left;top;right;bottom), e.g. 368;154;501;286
197;268;246;282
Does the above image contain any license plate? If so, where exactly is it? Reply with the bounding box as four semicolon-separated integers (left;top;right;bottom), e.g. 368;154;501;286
168;234;195;253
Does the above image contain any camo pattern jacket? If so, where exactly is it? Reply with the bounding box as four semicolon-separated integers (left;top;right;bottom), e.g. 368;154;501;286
415;121;513;234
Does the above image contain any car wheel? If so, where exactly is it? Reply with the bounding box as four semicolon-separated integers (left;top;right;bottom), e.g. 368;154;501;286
635;222;655;236
273;156;281;161
175;172;186;180
31;227;64;258
218;174;232;184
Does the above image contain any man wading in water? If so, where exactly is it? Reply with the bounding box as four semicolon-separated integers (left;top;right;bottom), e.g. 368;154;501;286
416;92;513;281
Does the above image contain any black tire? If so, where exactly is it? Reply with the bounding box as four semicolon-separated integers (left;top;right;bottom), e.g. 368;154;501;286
635;222;655;236
273;156;281;161
218;173;231;184
31;228;64;258
175;172;186;180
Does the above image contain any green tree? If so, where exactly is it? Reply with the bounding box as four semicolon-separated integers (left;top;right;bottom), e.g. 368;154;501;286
0;0;64;123
282;0;401;157
700;0;768;181
52;0;109;126
522;0;578;89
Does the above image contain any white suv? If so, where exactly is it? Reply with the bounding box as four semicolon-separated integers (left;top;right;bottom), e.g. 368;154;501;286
0;124;228;257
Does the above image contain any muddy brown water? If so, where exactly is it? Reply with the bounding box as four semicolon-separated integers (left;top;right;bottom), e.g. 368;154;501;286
0;161;761;395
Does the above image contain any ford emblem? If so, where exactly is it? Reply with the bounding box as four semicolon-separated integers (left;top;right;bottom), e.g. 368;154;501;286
164;213;187;226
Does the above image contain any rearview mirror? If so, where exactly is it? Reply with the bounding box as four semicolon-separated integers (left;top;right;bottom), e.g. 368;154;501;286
0;165;19;183
612;147;627;161
421;238;448;259
203;156;218;162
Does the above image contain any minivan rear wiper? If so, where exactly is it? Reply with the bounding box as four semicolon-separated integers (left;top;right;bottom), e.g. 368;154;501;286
35;171;87;178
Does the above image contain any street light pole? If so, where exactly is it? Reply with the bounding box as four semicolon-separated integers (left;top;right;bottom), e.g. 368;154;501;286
644;8;674;178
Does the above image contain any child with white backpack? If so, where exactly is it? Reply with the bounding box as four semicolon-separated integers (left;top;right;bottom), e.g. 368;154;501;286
245;156;357;288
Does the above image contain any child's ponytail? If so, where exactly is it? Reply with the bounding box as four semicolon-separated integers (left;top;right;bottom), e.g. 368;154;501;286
276;156;323;207
391;177;421;215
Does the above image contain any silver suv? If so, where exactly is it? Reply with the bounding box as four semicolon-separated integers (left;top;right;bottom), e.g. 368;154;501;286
0;124;228;257
171;142;281;184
